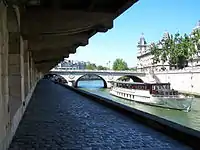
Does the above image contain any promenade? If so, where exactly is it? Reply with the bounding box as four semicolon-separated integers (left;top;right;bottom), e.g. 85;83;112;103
9;80;191;149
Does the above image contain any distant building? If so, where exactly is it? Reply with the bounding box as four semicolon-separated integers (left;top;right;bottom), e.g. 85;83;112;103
188;20;200;67
137;20;200;72
137;32;170;72
56;59;86;70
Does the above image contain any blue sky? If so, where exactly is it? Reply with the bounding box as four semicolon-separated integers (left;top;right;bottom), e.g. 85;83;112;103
69;0;200;67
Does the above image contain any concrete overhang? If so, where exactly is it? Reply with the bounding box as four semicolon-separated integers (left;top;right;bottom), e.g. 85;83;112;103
8;0;139;72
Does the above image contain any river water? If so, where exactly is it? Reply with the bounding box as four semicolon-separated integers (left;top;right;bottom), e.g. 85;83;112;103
77;80;200;131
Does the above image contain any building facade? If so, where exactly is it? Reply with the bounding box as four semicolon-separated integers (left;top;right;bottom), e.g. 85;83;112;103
137;33;170;72
137;21;200;72
188;20;200;67
56;59;86;70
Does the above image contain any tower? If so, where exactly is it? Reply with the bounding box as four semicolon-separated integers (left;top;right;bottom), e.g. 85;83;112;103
137;33;148;72
193;20;200;31
162;31;170;41
137;33;147;56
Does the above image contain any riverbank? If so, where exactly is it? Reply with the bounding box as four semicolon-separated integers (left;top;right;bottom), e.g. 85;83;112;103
54;81;200;149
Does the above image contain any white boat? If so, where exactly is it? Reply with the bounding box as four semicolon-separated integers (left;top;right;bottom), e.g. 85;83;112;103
110;81;193;112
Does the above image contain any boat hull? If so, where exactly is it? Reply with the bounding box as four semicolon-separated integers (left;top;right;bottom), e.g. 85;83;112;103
110;89;193;112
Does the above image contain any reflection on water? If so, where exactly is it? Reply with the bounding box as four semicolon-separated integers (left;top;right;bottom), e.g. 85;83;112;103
78;80;200;131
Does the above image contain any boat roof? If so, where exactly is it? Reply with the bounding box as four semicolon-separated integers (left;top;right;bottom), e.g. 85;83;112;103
111;80;170;85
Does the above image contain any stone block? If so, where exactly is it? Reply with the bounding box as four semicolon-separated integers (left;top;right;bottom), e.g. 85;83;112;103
9;95;22;118
8;75;21;97
8;54;20;65
8;75;21;86
8;65;20;75
9;87;21;98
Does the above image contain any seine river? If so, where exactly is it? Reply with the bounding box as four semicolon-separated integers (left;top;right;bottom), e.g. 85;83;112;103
78;80;200;131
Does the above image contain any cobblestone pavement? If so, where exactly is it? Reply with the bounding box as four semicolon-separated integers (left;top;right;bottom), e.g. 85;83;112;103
9;80;191;150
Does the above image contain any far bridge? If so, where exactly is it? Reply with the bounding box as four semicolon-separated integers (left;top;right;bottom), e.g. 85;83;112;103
50;68;155;88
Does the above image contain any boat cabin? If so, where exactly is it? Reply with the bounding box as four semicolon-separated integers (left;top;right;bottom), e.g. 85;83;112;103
111;81;175;95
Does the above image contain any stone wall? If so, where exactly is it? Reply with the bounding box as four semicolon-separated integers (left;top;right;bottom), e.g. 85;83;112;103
0;2;42;149
154;70;200;95
0;2;10;149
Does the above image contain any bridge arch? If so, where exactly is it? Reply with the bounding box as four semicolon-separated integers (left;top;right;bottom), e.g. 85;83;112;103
117;75;144;83
45;73;68;84
74;74;107;88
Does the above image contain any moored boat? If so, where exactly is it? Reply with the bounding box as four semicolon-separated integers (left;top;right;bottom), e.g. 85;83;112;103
110;81;193;112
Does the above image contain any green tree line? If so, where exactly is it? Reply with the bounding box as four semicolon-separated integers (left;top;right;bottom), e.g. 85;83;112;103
85;58;137;71
85;62;108;70
150;29;200;69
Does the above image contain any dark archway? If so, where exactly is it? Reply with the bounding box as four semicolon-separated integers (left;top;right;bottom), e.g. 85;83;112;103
44;73;68;84
74;74;107;88
117;75;144;83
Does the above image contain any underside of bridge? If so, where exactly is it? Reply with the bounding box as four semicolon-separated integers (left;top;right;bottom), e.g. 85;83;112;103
74;74;107;88
0;0;138;149
21;0;138;73
117;75;144;83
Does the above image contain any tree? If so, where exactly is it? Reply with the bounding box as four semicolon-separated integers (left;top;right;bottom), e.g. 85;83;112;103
150;42;160;64
97;65;107;70
129;67;137;71
167;33;181;68
191;29;200;56
151;31;199;69
85;63;97;70
112;58;128;70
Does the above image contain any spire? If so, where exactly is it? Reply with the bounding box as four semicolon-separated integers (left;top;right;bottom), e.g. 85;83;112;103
162;30;170;41
193;20;200;31
138;33;147;46
197;20;200;28
196;20;200;29
141;32;144;37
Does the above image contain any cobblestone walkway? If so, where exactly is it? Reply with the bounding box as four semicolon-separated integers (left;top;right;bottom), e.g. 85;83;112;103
9;80;191;150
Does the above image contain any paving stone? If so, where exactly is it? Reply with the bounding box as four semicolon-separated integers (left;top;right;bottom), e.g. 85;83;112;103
9;79;191;150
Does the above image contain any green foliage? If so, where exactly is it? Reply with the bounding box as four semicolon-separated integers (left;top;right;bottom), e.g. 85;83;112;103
150;43;160;64
150;30;200;69
85;63;97;70
129;67;137;71
112;58;128;70
97;65;108;70
85;62;108;70
191;29;200;55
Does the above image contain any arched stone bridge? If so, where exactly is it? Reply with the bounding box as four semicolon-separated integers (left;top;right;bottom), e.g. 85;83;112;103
50;69;155;88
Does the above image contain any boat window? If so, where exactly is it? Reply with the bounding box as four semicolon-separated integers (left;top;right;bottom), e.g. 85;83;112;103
127;84;130;89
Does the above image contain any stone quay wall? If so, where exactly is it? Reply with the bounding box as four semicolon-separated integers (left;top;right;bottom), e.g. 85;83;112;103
153;69;200;96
